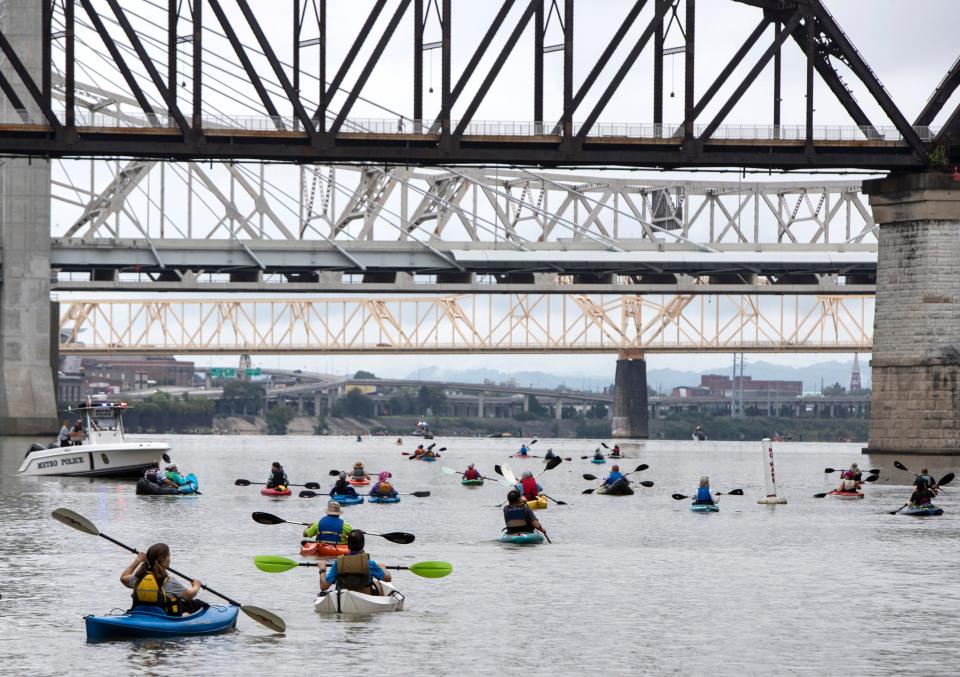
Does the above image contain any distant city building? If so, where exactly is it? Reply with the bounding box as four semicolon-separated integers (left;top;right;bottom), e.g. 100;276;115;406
850;353;862;393
59;355;196;396
672;374;803;398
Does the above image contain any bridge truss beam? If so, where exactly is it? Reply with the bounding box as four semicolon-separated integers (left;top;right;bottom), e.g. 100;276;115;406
0;1;953;168
58;293;873;355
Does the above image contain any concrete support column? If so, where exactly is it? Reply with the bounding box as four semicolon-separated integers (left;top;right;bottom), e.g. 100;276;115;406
0;0;57;434
522;395;530;412
612;350;649;439
477;394;485;418
555;398;564;420
864;173;960;455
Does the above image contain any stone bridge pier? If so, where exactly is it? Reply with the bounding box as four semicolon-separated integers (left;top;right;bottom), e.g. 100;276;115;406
612;350;648;439
0;0;57;434
864;173;960;455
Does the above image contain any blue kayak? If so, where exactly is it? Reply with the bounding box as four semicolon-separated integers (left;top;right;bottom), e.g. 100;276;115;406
498;531;544;545
136;473;199;496
85;604;238;642
368;494;401;504
591;458;606;464
330;493;364;505
899;504;943;516
419;456;437;462
690;502;719;513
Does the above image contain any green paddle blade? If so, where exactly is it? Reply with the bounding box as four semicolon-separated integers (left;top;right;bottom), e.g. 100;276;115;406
254;555;314;573
441;467;457;475
407;561;453;579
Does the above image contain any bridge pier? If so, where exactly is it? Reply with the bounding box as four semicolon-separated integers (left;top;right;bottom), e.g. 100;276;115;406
0;0;56;435
612;351;649;439
864;173;960;455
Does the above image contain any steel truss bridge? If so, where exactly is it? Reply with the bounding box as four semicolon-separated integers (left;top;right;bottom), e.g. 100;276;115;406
58;293;872;354
0;0;955;169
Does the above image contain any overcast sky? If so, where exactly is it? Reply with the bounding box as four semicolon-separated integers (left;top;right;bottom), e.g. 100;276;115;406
57;1;960;380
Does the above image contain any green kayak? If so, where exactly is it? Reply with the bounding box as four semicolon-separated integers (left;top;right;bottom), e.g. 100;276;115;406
461;478;484;487
498;531;544;545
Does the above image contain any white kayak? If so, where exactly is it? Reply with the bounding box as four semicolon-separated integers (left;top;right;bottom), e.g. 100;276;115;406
313;581;405;614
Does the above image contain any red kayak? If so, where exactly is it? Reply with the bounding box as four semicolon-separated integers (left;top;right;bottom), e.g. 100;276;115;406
348;477;370;486
300;542;349;558
260;486;291;497
828;490;864;500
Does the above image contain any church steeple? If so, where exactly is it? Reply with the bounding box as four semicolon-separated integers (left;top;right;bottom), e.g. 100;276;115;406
850;353;862;393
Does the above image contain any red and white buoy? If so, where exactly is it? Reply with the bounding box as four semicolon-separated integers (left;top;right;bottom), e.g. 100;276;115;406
757;437;787;505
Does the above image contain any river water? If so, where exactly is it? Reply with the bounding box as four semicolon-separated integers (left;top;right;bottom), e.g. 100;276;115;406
1;434;959;676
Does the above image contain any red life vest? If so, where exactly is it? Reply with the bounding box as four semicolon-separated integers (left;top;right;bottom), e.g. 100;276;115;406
464;468;480;480
520;476;538;500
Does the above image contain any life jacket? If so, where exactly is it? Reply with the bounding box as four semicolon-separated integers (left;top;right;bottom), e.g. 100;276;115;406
335;553;372;592
377;481;394;496
132;571;181;615
331;481;353;496
695;486;713;504
352;467;366;479
520;476;539;500
605;471;624;484
463;468;480;480
268;470;288;488
317;515;345;544
916;475;933;491
145;468;163;484
503;503;534;533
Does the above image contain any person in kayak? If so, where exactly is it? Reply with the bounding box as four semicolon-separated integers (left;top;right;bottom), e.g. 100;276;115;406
266;461;288;490
503;490;547;537
144;462;175;488
611;444;621;457
320;530;392;595
396;438;403;446
835;464;861;493
518;444;529;457
303;501;353;544
351;462;370;481
602;465;629;487
913;468;938;494
693;476;715;505
330;472;358;497
593;448;604;460
120;543;205;616
370;472;398;498
164;464;192;487
544;448;556;460
515;470;543;501
412;444;425;458
463;464;482;480
424;447;438;459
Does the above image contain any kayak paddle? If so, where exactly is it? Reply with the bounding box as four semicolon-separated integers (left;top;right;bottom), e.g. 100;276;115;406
299;490;431;499
407;446;447;460
254;555;453;578
823;467;879;474
52;508;285;633
251;512;415;544
670;489;743;500
541;493;568;506
583;464;648;481
583;480;654;494
235;478;320;489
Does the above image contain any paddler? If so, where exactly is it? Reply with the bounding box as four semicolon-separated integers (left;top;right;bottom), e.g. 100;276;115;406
515;470;543;501
913;467;938;495
593;448;604;460
330;472;358;497
396;438;403;445
370;472;398;498
164;463;191;487
303;501;352;545
611;444;622;457
835;465;861;493
120;543;205;616
266;461;289;490
517;444;529;457
544;448;556;460
412;444;425;458
320;530;392;595
351;461;370;481
503;490;547;537
692;476;715;505
462;464;482;480
602;464;629;487
144;461;175;488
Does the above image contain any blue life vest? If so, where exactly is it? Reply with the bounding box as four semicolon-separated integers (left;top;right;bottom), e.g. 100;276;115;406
606;471;624;484
695;486;713;503
503;504;533;533
317;515;345;544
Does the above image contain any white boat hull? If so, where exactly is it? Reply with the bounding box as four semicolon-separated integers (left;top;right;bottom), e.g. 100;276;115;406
17;442;170;477
313;581;404;614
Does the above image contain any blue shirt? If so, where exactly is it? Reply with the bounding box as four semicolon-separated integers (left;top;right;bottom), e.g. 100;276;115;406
324;553;386;584
604;471;625;485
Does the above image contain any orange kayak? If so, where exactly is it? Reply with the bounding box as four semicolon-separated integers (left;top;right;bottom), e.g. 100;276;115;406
348;477;370;486
300;542;350;558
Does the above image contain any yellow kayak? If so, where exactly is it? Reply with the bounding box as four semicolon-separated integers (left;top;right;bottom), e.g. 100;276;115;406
526;495;548;510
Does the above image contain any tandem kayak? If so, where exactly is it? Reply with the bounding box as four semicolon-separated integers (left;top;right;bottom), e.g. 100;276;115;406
597;479;634;496
591;458;606;464
898;504;944;516
330;493;364;505
461;478;484;487
690;502;719;513
348;477;370;486
369;494;401;504
526;495;548;510
828;490;864;500
260;486;291;497
300;541;350;558
314;581;405;614
498;531;544;545
136;473;199;496
85;604;238;642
